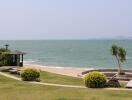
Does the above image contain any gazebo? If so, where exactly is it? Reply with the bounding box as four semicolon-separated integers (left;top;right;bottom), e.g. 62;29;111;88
0;44;26;67
7;50;26;67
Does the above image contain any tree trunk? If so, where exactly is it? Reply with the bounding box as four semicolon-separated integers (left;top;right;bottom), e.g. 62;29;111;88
116;55;122;75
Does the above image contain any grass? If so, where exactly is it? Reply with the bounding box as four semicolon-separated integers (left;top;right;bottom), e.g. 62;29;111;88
4;71;127;87
4;71;84;86
120;81;127;88
40;71;84;86
36;71;127;87
0;74;132;100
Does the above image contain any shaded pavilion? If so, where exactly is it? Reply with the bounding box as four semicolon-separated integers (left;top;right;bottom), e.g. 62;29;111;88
0;44;26;67
6;50;26;67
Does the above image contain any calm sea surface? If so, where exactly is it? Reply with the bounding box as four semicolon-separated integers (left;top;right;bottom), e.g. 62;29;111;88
0;40;132;69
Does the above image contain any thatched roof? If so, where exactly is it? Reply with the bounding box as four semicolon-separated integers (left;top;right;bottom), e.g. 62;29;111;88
0;50;26;55
8;50;26;55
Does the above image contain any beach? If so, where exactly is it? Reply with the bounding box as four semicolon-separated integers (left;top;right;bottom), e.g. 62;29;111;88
24;63;93;77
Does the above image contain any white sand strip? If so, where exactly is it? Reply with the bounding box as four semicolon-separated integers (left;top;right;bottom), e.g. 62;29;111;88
24;64;94;77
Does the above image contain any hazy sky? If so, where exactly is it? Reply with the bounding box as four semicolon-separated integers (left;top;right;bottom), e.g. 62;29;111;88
0;0;132;40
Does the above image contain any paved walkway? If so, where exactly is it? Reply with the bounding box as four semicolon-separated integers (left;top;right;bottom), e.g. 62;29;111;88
0;72;132;91
0;72;21;81
30;82;86;88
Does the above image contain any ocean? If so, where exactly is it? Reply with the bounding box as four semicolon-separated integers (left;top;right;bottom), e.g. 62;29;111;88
0;40;132;69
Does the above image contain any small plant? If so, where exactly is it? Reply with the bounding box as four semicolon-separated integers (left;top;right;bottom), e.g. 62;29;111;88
84;71;107;88
20;67;40;81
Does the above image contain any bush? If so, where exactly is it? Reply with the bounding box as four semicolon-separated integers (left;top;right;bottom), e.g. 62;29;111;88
84;71;107;88
20;67;40;81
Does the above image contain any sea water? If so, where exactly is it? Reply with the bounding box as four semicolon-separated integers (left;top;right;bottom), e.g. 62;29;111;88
0;40;131;69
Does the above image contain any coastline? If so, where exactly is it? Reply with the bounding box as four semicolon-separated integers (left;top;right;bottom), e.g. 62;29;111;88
24;63;94;77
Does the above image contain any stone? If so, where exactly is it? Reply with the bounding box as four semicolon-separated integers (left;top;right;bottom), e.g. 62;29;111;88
126;80;132;88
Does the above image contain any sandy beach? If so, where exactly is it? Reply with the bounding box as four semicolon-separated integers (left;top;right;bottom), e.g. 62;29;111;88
24;64;93;77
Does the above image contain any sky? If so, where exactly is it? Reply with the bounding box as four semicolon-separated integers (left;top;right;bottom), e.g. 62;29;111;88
0;0;132;40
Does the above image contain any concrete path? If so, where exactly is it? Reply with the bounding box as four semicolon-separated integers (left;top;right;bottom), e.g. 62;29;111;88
106;88;132;91
30;81;86;88
0;72;132;91
0;72;21;81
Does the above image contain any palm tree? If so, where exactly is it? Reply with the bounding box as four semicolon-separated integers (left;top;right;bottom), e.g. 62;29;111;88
111;44;126;75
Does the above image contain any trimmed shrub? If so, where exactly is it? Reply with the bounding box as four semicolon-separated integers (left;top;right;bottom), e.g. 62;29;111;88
20;67;40;81
84;71;107;88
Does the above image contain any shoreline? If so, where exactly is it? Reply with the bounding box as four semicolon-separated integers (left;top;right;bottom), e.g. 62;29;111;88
24;63;94;77
23;63;132;78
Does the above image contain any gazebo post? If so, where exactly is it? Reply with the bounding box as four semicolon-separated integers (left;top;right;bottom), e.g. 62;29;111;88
17;54;20;66
22;54;23;67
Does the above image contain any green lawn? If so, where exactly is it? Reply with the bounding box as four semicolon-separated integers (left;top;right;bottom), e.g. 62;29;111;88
5;71;84;86
40;71;84;86
0;74;132;100
4;71;127;87
40;71;127;87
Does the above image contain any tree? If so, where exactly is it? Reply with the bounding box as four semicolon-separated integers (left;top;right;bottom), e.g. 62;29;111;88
0;48;9;66
0;48;8;52
111;44;126;75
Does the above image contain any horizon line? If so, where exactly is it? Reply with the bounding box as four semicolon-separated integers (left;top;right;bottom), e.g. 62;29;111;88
0;38;132;41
